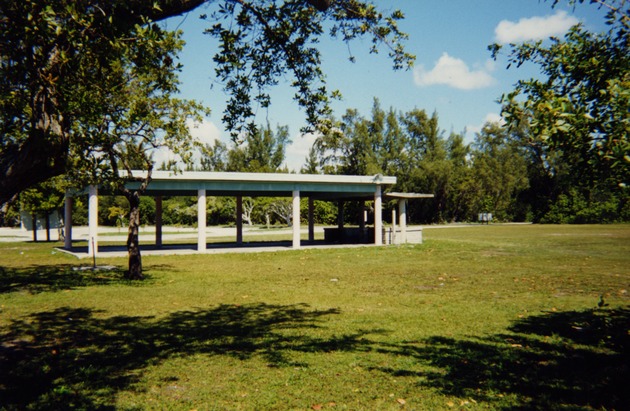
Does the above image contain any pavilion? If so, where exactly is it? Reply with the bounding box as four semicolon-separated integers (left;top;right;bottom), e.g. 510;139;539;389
63;171;431;256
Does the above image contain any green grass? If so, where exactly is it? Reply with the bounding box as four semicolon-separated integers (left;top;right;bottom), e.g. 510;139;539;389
1;224;628;410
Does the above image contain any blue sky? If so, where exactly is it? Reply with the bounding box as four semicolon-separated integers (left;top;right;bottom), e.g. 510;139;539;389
160;0;610;171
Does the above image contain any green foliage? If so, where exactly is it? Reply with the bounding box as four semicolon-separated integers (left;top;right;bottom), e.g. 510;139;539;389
0;202;20;227
161;196;198;226
303;199;338;225
18;176;67;217
205;0;414;137
541;188;629;224
70;195;88;226
199;124;290;173
495;0;629;222
0;0;413;206
107;206;127;228
98;197;129;227
301;145;321;174
470;123;530;221
207;196;236;226
311;100;533;223
65;24;207;191
0;0;191;204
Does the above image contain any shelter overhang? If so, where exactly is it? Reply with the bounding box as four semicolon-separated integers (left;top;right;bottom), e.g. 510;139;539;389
63;171;438;256
123;171;397;200
385;192;435;199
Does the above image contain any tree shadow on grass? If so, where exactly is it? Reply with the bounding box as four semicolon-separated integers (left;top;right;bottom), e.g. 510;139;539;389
377;307;630;410
0;264;174;294
0;303;373;410
3;297;626;410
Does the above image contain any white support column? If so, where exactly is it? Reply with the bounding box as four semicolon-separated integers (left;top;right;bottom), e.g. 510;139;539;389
88;185;98;257
236;196;243;245
155;196;163;248
308;197;315;242
292;190;301;249
374;185;382;245
64;191;73;250
197;189;206;251
398;199;407;244
392;208;397;245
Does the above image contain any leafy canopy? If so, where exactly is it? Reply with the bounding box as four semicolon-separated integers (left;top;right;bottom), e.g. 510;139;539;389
493;0;629;191
0;0;414;206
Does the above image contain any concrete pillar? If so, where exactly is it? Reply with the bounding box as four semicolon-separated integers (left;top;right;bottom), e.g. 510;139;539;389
374;185;382;245
292;190;301;249
337;200;344;229
392;208;397;244
398;199;407;244
236;196;243;245
88;185;98;257
155;196;163;248
197;189;206;251
308;197;315;242
64;192;73;250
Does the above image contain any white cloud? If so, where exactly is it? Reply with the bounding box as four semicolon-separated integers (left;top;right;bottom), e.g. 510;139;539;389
284;132;317;172
188;118;221;146
465;112;506;139
482;112;506;126
413;53;496;90
495;10;579;44
152;118;221;167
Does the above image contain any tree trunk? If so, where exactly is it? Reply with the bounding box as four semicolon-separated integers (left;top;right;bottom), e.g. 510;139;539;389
125;192;143;280
0;99;68;207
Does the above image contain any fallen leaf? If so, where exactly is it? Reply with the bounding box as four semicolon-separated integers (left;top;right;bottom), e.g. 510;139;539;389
446;401;455;407
311;405;323;411
397;398;406;405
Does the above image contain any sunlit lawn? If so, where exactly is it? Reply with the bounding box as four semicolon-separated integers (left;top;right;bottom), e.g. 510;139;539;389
1;224;628;410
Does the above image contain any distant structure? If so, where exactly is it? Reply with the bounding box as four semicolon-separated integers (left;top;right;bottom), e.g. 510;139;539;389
64;171;432;255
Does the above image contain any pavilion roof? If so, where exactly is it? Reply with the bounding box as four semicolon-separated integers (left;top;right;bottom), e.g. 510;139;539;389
122;170;397;200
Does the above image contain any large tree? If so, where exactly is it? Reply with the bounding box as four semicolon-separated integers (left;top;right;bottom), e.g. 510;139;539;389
226;124;291;172
492;0;629;218
0;0;414;206
65;25;206;279
470;123;529;221
198;123;291;172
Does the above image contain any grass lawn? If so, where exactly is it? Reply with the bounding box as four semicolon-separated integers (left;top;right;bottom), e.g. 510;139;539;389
0;224;628;410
